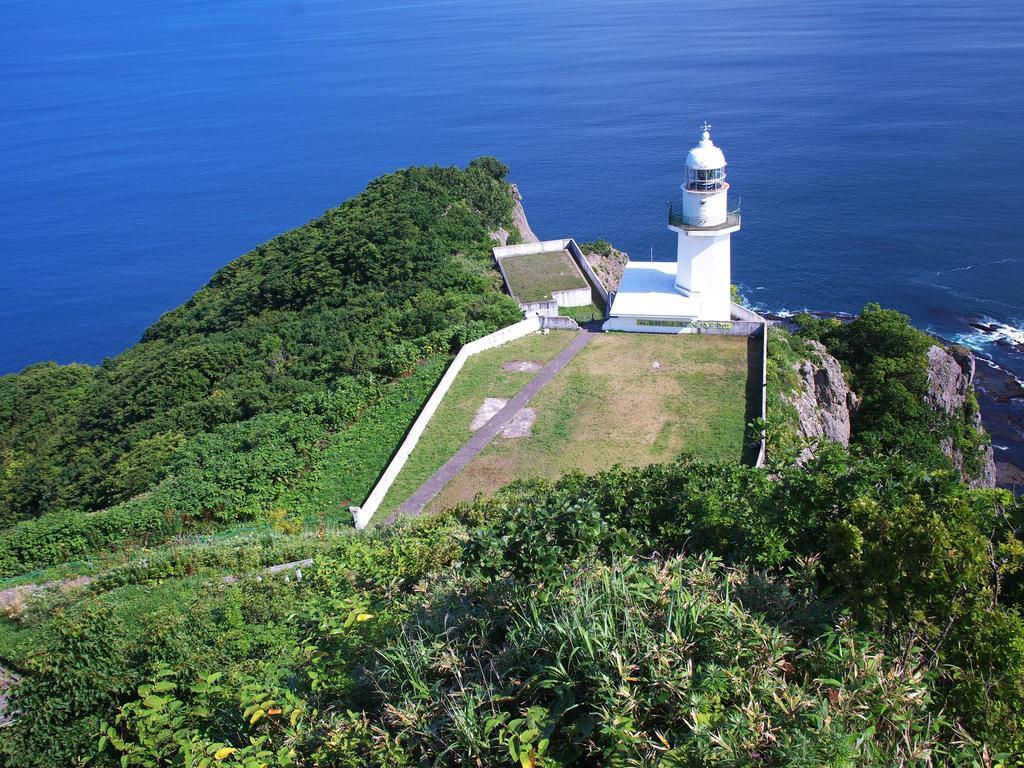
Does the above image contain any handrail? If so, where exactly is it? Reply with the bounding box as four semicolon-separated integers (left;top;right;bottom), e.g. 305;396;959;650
667;202;741;230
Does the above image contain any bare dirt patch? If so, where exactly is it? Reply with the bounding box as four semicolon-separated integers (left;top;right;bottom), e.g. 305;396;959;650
470;398;508;431
429;453;521;510
501;408;536;438
502;360;543;373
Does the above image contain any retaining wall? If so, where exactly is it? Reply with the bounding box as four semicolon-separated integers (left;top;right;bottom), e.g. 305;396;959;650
540;315;581;331
564;239;610;306
730;302;766;323
754;322;768;468
351;315;543;529
493;238;610;310
492;240;569;259
603;317;765;336
552;287;591;307
520;299;559;317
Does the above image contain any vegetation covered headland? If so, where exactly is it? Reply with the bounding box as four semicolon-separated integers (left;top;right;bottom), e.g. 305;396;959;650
0;159;1022;766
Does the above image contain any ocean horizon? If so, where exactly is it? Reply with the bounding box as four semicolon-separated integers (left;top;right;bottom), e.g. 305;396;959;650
2;0;1022;388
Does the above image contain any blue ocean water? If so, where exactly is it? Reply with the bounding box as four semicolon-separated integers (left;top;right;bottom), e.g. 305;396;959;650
2;0;1023;387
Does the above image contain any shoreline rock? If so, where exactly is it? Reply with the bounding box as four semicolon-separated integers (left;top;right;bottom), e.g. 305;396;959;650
490;184;539;246
787;340;858;463
782;338;998;487
973;357;1024;490
926;344;997;488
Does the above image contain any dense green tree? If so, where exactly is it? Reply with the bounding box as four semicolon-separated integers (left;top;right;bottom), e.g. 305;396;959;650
5;452;1022;766
794;304;990;479
0;160;520;523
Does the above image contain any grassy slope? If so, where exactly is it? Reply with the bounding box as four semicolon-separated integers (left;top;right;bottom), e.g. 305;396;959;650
0;358;452;588
499;250;587;302
376;331;576;518
0;160;523;578
0;160;520;524
427;333;750;512
278;356;450;524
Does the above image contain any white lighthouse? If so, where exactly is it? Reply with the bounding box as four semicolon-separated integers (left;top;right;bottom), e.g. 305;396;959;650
669;124;740;321
604;123;746;333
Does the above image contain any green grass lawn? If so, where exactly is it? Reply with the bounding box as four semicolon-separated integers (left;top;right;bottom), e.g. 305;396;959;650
426;333;752;513
558;302;604;324
375;331;578;520
499;250;588;303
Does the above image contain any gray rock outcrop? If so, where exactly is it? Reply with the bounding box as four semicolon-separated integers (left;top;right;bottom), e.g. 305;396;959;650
582;244;629;293
925;344;997;488
490;184;539;246
926;344;972;417
782;340;997;487
787;340;859;463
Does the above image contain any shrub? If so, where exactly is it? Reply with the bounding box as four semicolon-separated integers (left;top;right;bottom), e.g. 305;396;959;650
793;304;991;482
0;161;521;524
374;555;985;766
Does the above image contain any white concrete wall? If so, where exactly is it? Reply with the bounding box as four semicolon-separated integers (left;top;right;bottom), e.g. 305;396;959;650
604;316;689;334
565;239;610;306
603;316;762;335
493;239;570;259
755;323;769;468
521;300;559;317
540;315;580;331
351;315;543;529
552;287;591;307
730;302;766;322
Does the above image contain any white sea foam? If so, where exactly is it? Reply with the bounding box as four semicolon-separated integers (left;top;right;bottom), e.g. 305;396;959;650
952;317;1024;354
952;331;991;352
975;356;1024;392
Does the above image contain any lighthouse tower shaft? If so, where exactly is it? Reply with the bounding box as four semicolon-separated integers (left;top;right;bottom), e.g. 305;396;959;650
668;126;740;322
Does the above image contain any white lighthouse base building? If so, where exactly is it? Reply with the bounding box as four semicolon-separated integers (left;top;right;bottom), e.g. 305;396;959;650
604;260;736;333
605;124;749;334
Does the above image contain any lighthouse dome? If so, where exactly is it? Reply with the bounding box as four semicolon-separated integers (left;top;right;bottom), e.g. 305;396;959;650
686;129;726;170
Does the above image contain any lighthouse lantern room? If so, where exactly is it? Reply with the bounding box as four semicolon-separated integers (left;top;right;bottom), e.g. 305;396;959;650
604;124;743;333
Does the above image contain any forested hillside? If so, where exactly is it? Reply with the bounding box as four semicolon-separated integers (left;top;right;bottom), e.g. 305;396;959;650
1;161;1022;765
2;452;1021;766
0;158;520;569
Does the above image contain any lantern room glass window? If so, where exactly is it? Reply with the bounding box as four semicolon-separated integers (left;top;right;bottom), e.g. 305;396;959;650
686;167;725;191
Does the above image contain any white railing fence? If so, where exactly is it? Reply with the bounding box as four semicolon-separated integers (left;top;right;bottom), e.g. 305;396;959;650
351;315;543;529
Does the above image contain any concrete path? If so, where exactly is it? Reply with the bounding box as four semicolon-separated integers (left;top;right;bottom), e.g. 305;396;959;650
389;330;595;522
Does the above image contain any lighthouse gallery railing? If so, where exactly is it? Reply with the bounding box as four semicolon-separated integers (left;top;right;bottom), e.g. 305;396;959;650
667;202;741;231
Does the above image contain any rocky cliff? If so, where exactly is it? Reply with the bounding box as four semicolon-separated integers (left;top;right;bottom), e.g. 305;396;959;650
782;339;996;486
490;184;539;246
580;243;629;293
787;340;859;463
925;344;998;488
